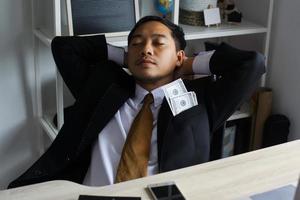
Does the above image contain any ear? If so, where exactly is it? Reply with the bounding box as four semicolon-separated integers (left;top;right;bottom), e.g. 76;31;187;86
175;50;185;67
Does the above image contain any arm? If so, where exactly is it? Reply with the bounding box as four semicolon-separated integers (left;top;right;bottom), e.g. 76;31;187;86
178;43;265;132
51;35;108;99
205;43;266;132
174;50;214;78
107;44;127;67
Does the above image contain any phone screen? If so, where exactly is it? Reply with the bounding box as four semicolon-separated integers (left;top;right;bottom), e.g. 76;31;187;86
148;183;186;200
78;195;141;200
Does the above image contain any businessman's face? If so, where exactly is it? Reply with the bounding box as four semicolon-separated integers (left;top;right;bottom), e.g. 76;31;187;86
127;21;184;90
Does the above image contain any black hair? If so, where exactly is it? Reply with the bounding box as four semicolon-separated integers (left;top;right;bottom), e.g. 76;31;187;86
128;15;186;51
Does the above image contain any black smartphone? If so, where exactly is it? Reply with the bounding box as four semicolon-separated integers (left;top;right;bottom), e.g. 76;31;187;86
78;195;141;200
147;181;186;200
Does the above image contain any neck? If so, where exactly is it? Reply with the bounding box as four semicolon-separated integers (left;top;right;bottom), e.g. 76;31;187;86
136;77;174;92
137;83;160;92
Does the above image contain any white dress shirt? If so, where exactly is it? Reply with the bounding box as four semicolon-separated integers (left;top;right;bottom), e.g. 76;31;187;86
83;47;214;186
83;85;164;186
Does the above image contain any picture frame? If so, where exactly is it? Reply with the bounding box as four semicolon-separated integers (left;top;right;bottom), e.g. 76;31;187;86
203;7;221;27
66;0;140;37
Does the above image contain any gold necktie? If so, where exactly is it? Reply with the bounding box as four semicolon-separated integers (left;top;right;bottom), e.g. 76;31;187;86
115;93;154;183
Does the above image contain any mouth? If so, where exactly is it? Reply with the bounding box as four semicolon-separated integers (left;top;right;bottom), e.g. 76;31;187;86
136;57;156;66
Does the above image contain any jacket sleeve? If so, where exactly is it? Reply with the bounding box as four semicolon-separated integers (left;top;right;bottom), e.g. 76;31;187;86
204;42;266;132
51;35;108;100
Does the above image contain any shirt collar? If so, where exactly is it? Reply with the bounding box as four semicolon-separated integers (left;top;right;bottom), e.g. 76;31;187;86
133;84;165;108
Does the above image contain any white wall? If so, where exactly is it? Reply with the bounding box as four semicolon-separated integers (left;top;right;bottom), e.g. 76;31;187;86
0;0;40;189
267;0;300;140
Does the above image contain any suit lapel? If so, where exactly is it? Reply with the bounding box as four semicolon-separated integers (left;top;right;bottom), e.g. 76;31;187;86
156;79;197;171
157;98;173;171
76;83;134;156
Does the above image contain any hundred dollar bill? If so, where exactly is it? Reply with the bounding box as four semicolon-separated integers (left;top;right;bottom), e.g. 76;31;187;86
170;92;197;116
162;78;188;114
191;91;198;105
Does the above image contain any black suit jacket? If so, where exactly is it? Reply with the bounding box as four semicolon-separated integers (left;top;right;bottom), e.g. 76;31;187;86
8;35;265;188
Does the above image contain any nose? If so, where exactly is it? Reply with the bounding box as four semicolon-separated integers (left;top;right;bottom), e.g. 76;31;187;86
141;41;153;56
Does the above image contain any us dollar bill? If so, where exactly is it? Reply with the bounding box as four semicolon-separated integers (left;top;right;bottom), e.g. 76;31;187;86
162;78;188;114
162;78;198;116
170;92;198;115
191;91;198;105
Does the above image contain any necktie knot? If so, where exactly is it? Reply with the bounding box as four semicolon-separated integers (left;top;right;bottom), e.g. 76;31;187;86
143;93;154;106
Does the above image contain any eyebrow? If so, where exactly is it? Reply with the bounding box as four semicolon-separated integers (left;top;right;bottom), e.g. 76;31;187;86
131;33;168;40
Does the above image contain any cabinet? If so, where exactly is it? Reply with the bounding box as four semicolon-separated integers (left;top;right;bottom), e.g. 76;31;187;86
32;0;274;147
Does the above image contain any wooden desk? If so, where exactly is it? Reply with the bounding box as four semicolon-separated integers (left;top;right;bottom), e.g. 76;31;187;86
1;140;300;200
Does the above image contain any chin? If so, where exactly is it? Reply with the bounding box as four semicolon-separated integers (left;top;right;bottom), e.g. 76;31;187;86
133;74;173;85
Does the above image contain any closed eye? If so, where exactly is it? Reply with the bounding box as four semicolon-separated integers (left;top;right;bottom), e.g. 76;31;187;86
131;42;141;46
130;40;144;46
153;38;167;46
154;41;166;47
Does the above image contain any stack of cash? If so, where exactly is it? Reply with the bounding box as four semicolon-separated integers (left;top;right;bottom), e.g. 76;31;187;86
162;79;198;116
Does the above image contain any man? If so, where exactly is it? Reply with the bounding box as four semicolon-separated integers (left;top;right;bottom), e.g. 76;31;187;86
8;16;265;188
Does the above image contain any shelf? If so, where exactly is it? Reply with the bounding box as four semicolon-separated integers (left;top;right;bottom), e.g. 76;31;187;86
39;114;58;141
107;20;268;46
228;110;251;121
182;20;268;40
106;35;129;47
34;28;127;47
34;29;52;47
227;102;251;121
